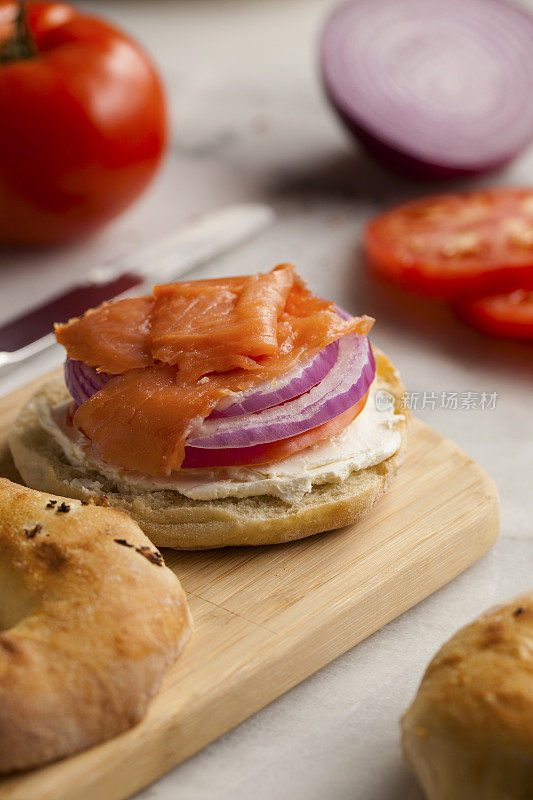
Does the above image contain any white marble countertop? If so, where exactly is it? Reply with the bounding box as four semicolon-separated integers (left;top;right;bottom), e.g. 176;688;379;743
0;2;531;798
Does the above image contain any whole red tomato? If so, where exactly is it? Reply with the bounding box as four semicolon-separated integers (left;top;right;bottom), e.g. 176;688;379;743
0;1;167;245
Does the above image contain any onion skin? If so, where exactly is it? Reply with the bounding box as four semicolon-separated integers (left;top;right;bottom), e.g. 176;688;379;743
320;0;533;180
334;110;505;181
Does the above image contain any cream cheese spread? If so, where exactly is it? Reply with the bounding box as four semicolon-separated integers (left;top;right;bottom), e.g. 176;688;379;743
35;383;403;504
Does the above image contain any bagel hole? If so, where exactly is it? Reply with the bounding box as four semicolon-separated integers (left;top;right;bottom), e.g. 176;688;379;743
0;556;38;630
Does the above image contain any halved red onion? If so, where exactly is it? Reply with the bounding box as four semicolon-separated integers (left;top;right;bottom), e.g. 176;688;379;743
211;339;339;418
186;334;375;449
64;359;111;408
320;0;533;179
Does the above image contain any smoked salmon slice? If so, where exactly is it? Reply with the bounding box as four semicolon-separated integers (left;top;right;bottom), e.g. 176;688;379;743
57;265;374;476
74;365;223;476
151;264;295;376
55;296;154;374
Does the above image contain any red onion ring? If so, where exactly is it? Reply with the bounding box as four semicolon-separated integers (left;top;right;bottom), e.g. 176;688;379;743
210;339;339;418
64;359;111;408
186;334;375;449
64;344;338;418
65;332;341;418
181;393;368;469
320;0;533;179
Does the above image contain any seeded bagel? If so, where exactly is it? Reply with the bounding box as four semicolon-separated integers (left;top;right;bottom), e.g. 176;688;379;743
0;478;191;773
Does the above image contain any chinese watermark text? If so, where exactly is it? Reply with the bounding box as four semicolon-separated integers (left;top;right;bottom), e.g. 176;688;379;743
374;390;499;412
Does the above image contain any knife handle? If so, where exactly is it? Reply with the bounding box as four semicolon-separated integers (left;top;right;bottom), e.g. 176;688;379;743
0;273;140;354
0;203;275;370
0;273;141;368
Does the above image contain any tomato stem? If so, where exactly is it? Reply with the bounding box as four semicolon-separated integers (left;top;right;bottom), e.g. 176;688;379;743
0;2;36;64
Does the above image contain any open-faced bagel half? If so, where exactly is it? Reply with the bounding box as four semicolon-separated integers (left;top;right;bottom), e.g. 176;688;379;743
401;592;533;799
0;478;192;773
9;349;408;550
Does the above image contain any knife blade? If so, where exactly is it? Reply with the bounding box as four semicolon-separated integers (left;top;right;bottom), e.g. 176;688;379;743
0;203;274;368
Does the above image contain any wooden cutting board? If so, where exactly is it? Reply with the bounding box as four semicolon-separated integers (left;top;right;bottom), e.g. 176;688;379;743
0;371;499;800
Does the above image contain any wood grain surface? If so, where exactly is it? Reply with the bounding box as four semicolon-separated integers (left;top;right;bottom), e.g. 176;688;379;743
0;371;499;800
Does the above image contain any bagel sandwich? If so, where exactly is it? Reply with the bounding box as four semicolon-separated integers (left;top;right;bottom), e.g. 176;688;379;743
10;265;409;550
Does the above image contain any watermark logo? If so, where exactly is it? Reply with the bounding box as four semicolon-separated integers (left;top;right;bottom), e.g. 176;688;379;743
375;389;395;412
398;391;499;412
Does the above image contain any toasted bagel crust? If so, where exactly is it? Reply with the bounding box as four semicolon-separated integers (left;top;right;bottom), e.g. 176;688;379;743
0;479;191;773
401;593;533;799
9;349;408;550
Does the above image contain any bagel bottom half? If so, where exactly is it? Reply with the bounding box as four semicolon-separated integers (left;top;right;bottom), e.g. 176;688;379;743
9;349;408;550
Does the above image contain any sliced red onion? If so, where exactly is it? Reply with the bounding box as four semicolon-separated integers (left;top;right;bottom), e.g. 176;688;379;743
210;340;339;418
64;359;111;408
186;334;375;449
65;333;342;418
64;347;338;417
320;0;533;179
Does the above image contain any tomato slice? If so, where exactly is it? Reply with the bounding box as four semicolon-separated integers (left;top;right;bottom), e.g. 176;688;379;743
365;189;533;298
181;392;369;469
453;290;533;341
